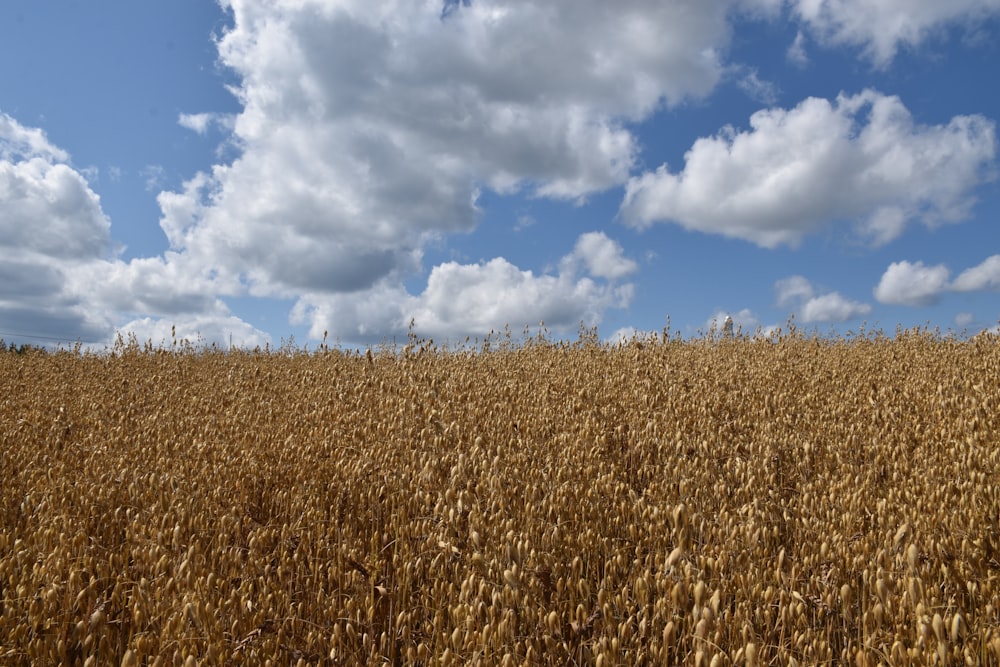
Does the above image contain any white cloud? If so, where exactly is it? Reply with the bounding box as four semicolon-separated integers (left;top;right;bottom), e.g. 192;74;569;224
0;115;110;262
292;232;636;343
955;312;975;328
951;254;1000;291
89;255;228;317
786;30;809;67
787;0;1000;68
0;113;115;343
774;275;870;322
870;255;1000;310
568;232;639;280
775;275;815;307
799;292;872;323
178;113;213;135
155;0;738;296
0;113;69;163
873;260;951;306
735;67;780;105
1;161;111;261
860;207;909;247
409;258;631;339
290;282;412;343
620;90;996;248
0;112;266;348
178;112;235;135
140;0;742;340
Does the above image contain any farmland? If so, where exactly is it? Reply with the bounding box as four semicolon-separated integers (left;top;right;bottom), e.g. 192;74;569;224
1;330;999;665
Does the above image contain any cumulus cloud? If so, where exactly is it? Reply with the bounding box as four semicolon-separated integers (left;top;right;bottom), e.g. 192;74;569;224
90;255;227;318
0;121;111;261
774;275;870;322
568;232;639;280
141;0;743;340
0;112;267;348
799;292;871;323
620;90;996;248
873;260;951;306
15;0;704;354
162;0;736;297
178;112;235;135
951;254;1000;291
0;114;69;163
872;255;1000;308
178;113;213;134
292;232;637;343
787;0;1000;68
775;275;815;307
0;113;116;343
409;258;632;339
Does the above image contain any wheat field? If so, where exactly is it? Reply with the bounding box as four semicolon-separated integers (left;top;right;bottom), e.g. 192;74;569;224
1;329;998;665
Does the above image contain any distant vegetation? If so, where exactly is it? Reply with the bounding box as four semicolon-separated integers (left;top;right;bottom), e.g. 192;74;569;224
0;339;48;355
1;328;998;664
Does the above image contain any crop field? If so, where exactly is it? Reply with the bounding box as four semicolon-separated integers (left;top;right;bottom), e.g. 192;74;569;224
1;329;999;665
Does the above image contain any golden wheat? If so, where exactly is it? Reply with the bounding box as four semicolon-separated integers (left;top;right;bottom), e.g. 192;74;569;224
1;328;998;665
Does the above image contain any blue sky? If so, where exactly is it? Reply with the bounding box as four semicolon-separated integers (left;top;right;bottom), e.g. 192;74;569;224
1;0;998;349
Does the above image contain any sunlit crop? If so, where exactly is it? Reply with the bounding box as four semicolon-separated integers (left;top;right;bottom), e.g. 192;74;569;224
1;327;998;665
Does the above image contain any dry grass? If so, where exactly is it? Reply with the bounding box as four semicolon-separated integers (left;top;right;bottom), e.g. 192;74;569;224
1;328;998;665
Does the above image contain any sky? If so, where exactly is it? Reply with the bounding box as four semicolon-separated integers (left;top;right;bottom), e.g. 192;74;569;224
1;0;999;350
